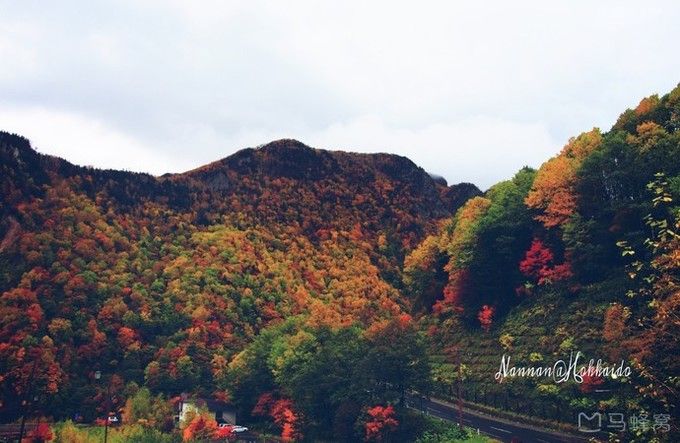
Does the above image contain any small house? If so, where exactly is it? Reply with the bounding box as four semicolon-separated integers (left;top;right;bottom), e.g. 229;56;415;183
177;393;237;426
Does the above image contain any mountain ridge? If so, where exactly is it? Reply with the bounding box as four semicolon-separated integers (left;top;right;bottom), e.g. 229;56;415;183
1;132;480;207
1;131;482;246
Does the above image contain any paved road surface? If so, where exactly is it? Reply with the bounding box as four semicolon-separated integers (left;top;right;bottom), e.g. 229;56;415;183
406;395;604;443
0;423;38;442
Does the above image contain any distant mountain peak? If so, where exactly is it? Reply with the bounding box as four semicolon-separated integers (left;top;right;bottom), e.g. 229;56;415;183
256;139;312;151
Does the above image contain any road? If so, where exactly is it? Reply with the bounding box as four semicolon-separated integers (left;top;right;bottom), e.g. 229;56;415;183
0;423;38;442
406;395;602;443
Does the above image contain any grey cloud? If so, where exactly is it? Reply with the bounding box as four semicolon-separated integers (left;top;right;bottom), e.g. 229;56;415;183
1;1;679;188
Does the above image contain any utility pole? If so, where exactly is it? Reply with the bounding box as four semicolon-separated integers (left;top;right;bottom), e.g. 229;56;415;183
104;383;110;443
456;349;463;429
94;371;111;443
18;357;39;443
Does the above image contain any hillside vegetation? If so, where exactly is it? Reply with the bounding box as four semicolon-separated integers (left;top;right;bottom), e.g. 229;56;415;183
406;85;680;441
0;134;479;440
1;85;679;441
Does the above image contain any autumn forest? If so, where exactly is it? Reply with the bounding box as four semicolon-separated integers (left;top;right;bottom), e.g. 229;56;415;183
1;85;679;442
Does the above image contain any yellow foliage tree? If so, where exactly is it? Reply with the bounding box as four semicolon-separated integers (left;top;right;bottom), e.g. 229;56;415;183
525;129;602;228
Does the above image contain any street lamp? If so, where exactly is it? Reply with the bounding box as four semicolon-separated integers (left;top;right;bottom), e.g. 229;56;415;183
94;371;111;443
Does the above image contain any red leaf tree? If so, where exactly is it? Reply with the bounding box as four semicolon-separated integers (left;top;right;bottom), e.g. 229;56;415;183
579;373;604;393
253;392;302;442
519;238;573;286
182;414;218;442
27;422;53;442
477;305;495;332
364;405;398;442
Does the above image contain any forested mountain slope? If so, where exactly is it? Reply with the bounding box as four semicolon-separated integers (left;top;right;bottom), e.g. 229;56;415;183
406;85;680;440
0;133;480;440
1;84;679;441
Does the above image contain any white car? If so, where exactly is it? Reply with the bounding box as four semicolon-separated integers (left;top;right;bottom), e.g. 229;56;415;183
218;423;248;433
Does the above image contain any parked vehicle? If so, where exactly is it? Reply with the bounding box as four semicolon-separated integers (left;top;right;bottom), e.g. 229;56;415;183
218;423;248;433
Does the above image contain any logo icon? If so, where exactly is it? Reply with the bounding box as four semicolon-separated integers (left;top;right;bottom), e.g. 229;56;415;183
578;412;602;433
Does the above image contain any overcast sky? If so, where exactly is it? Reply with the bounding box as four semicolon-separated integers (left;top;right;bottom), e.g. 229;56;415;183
1;1;679;189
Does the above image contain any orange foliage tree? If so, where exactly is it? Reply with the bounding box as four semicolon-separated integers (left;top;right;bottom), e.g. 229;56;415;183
525;129;602;228
182;413;219;442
